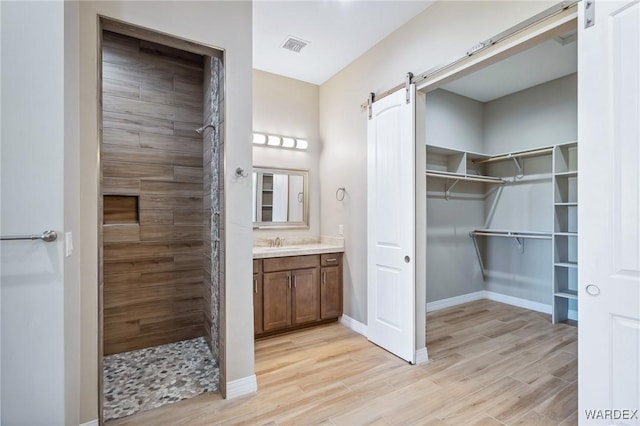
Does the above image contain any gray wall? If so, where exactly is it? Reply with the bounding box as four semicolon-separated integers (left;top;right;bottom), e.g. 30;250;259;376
483;73;577;154
426;89;484;152
426;90;485;303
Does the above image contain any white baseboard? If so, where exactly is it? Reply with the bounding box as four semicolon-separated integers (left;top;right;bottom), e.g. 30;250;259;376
80;420;99;426
226;374;257;399
426;291;485;312
483;291;551;314
415;347;429;364
426;290;554;316
340;314;367;336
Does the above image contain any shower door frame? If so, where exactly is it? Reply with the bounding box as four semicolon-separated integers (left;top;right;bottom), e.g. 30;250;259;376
96;17;227;424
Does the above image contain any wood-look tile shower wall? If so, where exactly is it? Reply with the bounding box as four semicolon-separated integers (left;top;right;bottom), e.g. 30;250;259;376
101;31;206;355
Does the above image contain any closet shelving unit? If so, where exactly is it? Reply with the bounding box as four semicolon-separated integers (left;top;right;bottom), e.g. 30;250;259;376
552;141;578;324
425;146;505;199
426;142;579;325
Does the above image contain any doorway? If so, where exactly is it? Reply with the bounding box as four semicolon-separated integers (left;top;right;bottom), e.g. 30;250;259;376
419;12;579;423
98;19;225;421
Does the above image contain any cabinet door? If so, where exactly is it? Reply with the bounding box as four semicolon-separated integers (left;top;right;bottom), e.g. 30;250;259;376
263;271;291;331
321;266;342;319
292;268;319;324
253;273;263;335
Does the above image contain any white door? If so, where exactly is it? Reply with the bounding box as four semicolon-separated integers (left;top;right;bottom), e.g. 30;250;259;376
579;1;640;423
367;86;416;363
1;1;78;424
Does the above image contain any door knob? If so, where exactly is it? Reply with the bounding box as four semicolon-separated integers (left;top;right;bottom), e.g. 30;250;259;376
404;256;411;263
586;284;600;296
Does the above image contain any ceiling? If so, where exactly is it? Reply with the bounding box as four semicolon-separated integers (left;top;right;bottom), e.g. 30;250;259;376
253;2;577;98
440;35;578;102
253;1;433;85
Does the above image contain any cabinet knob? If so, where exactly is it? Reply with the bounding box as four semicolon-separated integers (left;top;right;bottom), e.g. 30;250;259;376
404;256;411;263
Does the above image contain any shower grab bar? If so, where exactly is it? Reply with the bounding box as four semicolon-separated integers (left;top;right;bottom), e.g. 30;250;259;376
0;230;58;242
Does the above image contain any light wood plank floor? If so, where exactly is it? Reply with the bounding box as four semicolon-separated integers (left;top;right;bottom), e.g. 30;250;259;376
107;300;578;425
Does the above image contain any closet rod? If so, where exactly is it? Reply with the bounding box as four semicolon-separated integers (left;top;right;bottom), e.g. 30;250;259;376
425;171;505;184
469;230;552;240
472;147;554;165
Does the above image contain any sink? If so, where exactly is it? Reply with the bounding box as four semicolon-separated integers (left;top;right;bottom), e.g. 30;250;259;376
256;246;302;251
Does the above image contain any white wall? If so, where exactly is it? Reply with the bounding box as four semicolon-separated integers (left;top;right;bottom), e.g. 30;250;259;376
1;1;80;423
253;70;320;241
319;1;556;328
78;2;253;422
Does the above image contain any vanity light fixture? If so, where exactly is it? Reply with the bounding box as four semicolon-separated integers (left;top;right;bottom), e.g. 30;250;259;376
282;137;296;148
252;133;267;144
252;132;308;150
267;135;281;146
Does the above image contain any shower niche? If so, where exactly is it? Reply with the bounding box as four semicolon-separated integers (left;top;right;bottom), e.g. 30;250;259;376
99;21;225;421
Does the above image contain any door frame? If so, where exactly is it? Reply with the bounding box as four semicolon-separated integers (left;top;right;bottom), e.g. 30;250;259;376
96;17;226;422
415;5;578;358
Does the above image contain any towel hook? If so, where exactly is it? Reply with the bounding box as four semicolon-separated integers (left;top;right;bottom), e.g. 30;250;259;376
235;167;249;178
336;187;346;201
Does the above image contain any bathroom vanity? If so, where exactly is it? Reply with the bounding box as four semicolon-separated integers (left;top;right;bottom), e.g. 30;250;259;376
252;242;344;338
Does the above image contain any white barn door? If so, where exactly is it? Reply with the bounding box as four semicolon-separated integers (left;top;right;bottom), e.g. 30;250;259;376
579;0;640;423
367;86;416;363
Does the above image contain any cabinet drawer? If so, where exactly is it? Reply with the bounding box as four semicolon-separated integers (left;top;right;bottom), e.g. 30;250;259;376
321;253;342;267
263;255;320;272
253;259;262;273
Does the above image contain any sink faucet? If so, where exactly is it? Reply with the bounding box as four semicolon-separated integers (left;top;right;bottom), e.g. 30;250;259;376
267;237;284;248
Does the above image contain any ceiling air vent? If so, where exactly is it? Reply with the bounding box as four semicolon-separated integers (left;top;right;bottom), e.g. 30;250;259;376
281;36;309;53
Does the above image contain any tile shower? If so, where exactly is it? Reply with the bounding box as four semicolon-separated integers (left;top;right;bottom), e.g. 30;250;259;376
100;28;224;421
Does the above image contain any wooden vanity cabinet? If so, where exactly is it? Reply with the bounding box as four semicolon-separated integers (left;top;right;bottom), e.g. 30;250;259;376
254;253;342;338
321;254;343;319
252;259;263;334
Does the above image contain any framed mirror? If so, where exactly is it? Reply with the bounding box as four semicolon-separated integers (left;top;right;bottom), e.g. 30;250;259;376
252;167;309;229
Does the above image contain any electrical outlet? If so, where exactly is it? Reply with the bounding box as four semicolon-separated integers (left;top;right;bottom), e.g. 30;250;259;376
338;224;344;236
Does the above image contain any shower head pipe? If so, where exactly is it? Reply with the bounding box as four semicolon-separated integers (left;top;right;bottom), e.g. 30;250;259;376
195;124;215;135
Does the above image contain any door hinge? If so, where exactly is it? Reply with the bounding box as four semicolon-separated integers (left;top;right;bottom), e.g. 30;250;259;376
367;92;375;119
585;0;595;28
405;72;413;104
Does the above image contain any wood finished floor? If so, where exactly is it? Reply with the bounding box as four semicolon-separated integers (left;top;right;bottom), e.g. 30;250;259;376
107;300;578;425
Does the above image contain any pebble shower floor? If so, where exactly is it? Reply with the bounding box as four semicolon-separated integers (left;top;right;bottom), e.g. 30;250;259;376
103;337;219;421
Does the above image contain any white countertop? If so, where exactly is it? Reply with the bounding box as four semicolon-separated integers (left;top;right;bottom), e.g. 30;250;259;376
252;236;344;259
253;242;344;259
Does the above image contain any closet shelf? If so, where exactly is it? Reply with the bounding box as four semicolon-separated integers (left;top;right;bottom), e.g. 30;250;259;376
555;171;578;177
471;146;554;165
555;290;578;300
555;262;578;269
555;232;578;236
555;202;578;206
425;170;505;184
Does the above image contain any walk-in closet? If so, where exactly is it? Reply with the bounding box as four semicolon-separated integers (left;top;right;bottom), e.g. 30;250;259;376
425;30;578;325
